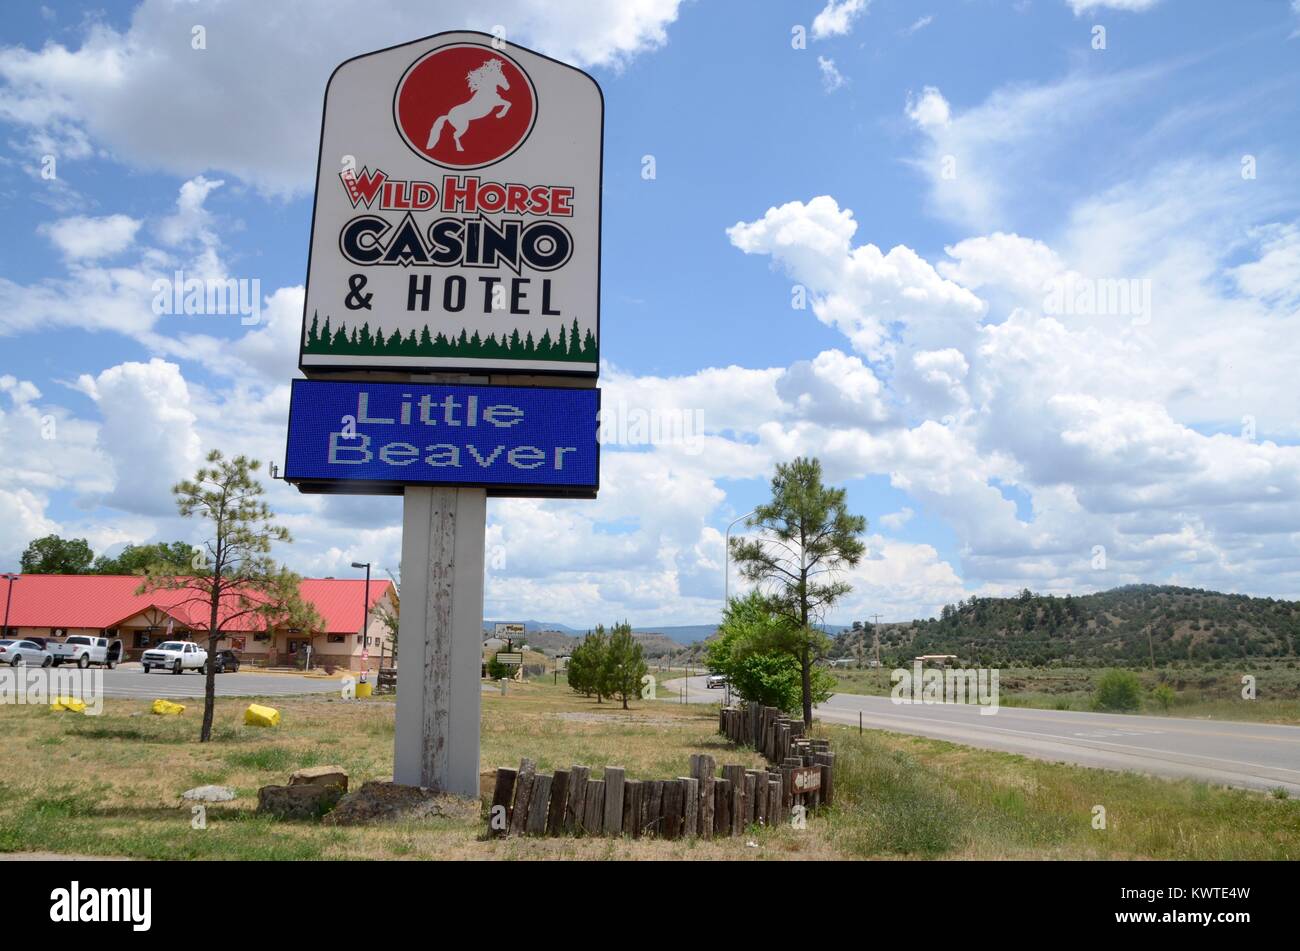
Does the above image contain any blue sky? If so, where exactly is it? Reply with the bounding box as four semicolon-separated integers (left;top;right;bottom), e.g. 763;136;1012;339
3;0;1300;627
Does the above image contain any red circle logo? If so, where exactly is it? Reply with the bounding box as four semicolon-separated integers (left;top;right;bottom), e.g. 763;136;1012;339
394;44;537;170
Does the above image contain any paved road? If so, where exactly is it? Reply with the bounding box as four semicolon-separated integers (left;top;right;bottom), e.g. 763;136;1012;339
19;665;344;700
662;676;1300;794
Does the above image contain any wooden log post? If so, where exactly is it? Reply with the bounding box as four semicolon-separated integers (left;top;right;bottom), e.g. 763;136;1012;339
695;755;715;838
751;770;767;826
583;779;605;835
546;770;570;836
508;758;536;837
526;774;552;836
732;780;745;836
489;767;516;837
603;767;626;836
744;772;758;826
648;780;665;838
768;779;781;828
623;779;640;837
715;778;732;837
663;780;683;839
817;752;835;807
566;765;590;833
680;776;699;839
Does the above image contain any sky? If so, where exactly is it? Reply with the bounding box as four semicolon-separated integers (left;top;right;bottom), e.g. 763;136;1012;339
2;0;1300;628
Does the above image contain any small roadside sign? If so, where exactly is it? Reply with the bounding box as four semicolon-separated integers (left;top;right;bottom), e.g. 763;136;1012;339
494;623;526;636
790;766;822;793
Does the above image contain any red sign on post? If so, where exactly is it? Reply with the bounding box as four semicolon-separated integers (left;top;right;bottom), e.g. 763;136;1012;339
790;766;822;794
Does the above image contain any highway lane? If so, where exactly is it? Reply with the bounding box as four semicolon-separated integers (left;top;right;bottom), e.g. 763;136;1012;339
663;675;1300;794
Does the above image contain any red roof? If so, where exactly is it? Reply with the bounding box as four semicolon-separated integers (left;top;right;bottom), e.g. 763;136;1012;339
1;575;392;634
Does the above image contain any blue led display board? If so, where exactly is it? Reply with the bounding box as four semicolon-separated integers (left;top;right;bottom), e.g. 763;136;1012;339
284;379;598;497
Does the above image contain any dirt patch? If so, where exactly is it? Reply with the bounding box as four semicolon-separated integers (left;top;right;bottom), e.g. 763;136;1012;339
551;712;683;726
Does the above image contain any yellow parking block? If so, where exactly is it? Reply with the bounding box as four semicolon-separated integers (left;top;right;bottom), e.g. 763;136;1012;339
244;703;281;727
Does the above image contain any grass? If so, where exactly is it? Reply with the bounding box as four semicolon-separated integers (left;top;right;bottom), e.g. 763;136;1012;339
833;662;1300;724
0;680;1296;860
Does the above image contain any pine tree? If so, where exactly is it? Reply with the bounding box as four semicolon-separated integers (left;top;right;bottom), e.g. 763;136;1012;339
567;628;609;702
307;313;320;348
569;319;582;357
602;622;647;709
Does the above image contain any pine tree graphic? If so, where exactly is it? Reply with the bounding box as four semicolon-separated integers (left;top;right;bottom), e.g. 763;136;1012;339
302;312;597;363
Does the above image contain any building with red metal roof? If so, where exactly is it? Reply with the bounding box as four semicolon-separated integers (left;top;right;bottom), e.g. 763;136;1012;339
0;574;394;671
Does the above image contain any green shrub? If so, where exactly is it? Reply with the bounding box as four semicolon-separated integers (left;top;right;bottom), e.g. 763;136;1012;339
1092;669;1142;711
1151;683;1176;711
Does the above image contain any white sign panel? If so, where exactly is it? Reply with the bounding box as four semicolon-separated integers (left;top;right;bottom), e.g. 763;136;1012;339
494;622;526;636
301;31;602;376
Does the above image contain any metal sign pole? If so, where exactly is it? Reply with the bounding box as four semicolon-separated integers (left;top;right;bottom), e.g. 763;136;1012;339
393;484;486;797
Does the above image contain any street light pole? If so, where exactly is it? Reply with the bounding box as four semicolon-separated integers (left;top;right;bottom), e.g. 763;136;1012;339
724;510;756;606
352;561;371;679
1;574;18;637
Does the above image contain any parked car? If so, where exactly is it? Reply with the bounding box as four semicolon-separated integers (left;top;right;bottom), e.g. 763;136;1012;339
141;641;208;675
212;649;241;674
706;673;728;689
49;635;123;669
0;638;53;667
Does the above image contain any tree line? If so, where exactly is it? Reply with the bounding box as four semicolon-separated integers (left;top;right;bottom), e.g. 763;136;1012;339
18;535;198;576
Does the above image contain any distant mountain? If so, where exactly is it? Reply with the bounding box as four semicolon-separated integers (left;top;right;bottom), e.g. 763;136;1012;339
632;624;717;645
484;619;584;635
834;585;1300;666
498;628;686;660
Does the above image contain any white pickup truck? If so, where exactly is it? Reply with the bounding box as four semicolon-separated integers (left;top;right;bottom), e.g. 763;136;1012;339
141;641;208;675
49;635;123;669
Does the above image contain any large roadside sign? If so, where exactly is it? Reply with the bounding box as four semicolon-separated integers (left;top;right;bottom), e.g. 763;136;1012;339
283;379;598;497
299;31;603;377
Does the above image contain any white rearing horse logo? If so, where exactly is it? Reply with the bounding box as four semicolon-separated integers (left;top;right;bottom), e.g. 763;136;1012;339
426;57;512;153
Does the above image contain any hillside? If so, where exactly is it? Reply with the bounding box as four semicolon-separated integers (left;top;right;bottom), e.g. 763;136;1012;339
834;585;1300;667
507;628;688;661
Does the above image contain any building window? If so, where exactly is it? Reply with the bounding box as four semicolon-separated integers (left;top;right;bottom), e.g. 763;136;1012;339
327;634;346;644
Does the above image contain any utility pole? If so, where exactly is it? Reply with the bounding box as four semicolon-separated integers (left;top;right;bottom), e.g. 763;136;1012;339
871;613;883;687
352;561;372;680
1;574;18;638
724;510;756;605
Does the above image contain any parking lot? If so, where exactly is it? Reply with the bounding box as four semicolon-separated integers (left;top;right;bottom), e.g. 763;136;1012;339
16;664;347;700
